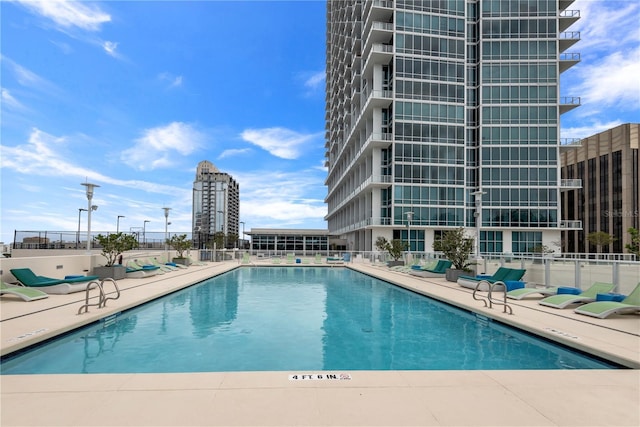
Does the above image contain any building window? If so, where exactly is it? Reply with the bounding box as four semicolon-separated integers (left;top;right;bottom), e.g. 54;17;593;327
512;231;543;254
480;231;503;253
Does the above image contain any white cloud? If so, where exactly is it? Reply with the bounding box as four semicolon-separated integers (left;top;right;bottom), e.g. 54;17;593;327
158;72;184;89
573;47;640;114
0;128;185;196
121;122;205;171
240;127;322;160
561;120;625;140
1;56;60;95
14;0;111;32
573;1;640;52
232;169;327;227
218;148;252;159
304;71;325;90
1;88;27;111
561;1;640;131
103;41;119;56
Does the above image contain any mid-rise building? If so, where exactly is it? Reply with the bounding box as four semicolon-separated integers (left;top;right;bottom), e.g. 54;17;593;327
192;160;240;249
561;123;640;254
325;0;582;255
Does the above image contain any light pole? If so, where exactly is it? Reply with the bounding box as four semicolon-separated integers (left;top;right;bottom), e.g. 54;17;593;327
405;211;414;261
81;182;100;252
163;207;171;259
116;215;125;233
217;210;224;249
77;208;87;249
471;190;487;262
240;221;245;249
143;220;150;248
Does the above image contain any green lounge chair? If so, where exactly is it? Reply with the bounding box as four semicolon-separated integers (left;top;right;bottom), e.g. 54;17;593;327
187;256;207;266
10;268;99;287
538;282;615;309
574;283;640;319
9;268;98;295
128;260;164;274
147;257;181;271
507;286;558;300
1;281;49;302
457;267;526;291
409;260;453;277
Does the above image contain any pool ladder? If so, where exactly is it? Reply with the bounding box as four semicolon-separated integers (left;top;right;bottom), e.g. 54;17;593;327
472;280;513;315
77;278;120;315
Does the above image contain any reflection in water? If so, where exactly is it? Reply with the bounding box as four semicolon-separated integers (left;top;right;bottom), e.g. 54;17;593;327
188;278;239;338
81;315;138;373
0;268;615;374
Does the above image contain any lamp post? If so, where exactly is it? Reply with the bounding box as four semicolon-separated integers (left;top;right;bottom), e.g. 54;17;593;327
116;215;125;233
143;220;150;248
163;207;171;258
240;221;245;249
217;210;225;249
405;211;414;262
81;182;100;252
471;190;487;262
77;208;87;249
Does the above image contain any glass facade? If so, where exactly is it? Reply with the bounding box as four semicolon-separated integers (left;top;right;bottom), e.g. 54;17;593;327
251;233;329;254
192;161;240;249
325;0;579;253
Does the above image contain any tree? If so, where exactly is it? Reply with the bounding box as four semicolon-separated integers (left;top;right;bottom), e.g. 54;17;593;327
387;239;408;261
166;234;192;258
432;227;474;272
375;236;388;252
94;232;138;266
625;227;640;258
586;231;615;253
211;232;225;249
226;233;239;249
374;236;407;261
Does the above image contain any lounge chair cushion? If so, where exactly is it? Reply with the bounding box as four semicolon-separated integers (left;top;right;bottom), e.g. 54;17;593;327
574;283;640;318
1;281;49;301
10;268;97;287
539;282;615;309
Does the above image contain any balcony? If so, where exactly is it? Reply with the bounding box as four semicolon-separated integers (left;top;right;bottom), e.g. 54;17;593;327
560;179;582;191
559;31;580;52
364;21;393;48
559;10;580;32
559;0;577;12
363;43;393;74
559;96;581;114
559;52;580;73
560;137;582;151
559;220;582;230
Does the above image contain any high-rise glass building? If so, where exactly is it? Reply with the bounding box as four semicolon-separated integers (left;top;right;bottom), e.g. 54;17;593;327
325;0;582;254
192;160;240;249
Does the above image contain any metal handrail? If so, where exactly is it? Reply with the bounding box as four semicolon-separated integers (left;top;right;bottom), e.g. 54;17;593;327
77;278;120;314
487;281;513;314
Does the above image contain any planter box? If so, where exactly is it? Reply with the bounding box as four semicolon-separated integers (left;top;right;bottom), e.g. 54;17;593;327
93;265;126;280
172;258;191;266
445;268;467;282
387;260;405;268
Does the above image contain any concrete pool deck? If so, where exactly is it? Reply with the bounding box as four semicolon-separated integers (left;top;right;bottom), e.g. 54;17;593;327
1;261;639;426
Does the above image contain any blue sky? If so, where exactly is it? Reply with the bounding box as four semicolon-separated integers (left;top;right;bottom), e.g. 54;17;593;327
1;0;639;245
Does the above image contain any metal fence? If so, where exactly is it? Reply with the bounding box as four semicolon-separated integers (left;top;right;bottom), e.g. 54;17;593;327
12;230;190;250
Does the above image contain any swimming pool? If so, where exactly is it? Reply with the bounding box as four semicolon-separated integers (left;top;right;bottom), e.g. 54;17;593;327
1;267;617;374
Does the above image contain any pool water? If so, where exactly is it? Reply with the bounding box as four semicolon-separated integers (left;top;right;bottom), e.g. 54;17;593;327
1;267;617;374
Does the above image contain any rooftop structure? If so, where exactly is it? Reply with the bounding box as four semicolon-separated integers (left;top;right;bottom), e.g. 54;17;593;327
192;160;240;250
325;0;582;254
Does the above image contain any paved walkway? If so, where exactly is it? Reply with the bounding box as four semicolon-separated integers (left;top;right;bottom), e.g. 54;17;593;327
1;261;639;426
